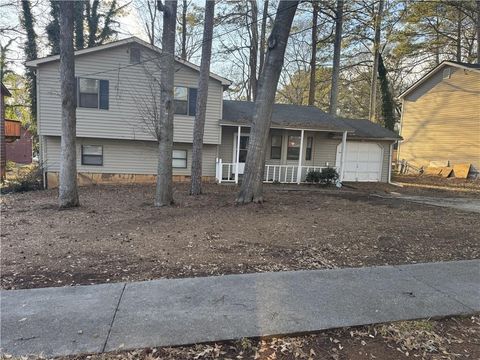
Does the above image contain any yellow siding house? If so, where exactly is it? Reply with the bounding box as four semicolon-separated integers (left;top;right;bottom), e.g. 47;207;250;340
398;61;480;175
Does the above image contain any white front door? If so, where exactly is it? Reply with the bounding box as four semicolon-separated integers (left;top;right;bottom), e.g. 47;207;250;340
336;142;383;182
232;133;249;174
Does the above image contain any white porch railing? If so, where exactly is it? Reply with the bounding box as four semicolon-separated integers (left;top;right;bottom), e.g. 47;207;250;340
216;159;336;184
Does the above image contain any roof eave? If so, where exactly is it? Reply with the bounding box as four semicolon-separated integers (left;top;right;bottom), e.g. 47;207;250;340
25;37;232;86
398;60;480;99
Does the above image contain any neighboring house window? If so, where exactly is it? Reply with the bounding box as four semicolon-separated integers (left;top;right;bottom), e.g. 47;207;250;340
443;68;451;79
174;87;197;116
287;135;301;160
305;136;313;160
81;145;103;166
271;135;282;159
77;78;109;110
130;47;141;64
172;149;187;168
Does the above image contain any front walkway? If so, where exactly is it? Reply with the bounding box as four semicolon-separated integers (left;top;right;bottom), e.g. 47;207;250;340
1;260;479;357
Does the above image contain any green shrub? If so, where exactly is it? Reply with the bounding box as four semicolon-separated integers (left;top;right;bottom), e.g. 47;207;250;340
305;170;322;183
319;167;339;185
305;168;339;185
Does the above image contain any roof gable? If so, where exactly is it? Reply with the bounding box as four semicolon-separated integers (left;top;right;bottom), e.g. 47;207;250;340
398;60;480;99
25;37;232;86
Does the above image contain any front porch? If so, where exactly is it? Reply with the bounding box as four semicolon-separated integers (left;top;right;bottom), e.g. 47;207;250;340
216;125;348;184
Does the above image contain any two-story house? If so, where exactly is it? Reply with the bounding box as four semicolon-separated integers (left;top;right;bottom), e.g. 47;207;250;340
398;61;480;176
27;37;400;188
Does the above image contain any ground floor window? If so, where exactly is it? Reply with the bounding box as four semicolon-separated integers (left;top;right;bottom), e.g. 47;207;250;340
305;136;313;160
81;145;103;166
238;135;249;162
172;149;187;168
287;135;301;160
271;135;282;159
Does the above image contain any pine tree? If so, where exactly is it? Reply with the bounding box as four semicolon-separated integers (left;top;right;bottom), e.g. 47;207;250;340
46;1;61;55
74;1;85;50
378;54;395;131
20;1;38;127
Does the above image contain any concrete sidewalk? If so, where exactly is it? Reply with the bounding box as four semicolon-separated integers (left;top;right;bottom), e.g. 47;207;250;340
1;260;479;357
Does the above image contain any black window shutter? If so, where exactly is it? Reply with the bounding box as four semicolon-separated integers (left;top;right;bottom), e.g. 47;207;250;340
188;88;197;116
99;80;109;110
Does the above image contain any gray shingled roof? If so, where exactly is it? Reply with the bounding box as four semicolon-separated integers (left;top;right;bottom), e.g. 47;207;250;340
222;100;400;140
341;119;401;140
222;100;353;132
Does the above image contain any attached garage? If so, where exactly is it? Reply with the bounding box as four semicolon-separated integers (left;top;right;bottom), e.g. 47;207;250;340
336;142;384;182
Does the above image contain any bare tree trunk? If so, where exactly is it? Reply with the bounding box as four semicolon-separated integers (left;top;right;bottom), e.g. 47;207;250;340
456;8;462;62
308;0;319;106
237;0;299;204
477;0;480;63
328;0;344;115
155;0;177;207
190;0;215;196
249;0;259;100
259;0;269;75
181;0;187;60
147;0;157;45
59;0;79;208
368;0;384;122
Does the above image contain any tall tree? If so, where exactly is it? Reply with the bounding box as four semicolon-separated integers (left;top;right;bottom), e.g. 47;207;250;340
308;0;319;106
20;0;38;128
155;0;177;206
259;0;269;75
135;0;160;45
46;1;61;55
74;1;85;50
328;0;343;115
378;53;395;131
237;0;299;204
86;0;125;48
248;0;259;100
58;0;79;208
180;0;188;59
368;0;384;122
190;0;215;195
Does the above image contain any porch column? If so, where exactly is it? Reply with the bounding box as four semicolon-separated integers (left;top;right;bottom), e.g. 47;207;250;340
235;125;241;184
297;129;305;184
339;130;348;181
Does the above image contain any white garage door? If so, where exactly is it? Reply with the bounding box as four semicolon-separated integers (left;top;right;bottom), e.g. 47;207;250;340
336;142;383;182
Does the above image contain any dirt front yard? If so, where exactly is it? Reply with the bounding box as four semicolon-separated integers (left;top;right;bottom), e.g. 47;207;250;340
1;182;478;290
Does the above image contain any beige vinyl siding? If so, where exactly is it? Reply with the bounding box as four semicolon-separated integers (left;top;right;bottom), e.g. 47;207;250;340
219;126;391;182
44;136;217;176
399;66;480;171
37;44;222;144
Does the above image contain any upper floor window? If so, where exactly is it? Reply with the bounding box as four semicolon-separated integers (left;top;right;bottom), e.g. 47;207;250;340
287;135;301;160
77;78;109;110
130;47;141;64
271;135;282;159
174;86;197;116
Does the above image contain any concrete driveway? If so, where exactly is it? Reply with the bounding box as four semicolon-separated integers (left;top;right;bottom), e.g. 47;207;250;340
389;195;480;213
